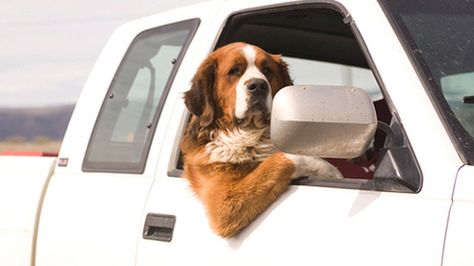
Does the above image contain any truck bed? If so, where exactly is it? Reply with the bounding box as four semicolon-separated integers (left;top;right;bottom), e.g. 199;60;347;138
0;156;56;266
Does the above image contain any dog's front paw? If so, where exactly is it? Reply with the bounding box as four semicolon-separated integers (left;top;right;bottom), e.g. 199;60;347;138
285;154;343;179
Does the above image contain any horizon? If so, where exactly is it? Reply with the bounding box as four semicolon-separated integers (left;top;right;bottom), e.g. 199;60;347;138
0;103;76;110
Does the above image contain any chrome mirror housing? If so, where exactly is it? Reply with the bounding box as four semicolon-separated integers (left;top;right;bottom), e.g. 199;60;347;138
271;85;377;158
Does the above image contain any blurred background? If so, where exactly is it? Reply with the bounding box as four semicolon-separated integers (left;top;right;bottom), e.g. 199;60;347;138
0;0;205;154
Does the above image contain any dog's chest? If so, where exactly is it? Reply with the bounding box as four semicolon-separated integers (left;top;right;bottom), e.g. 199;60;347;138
205;128;276;164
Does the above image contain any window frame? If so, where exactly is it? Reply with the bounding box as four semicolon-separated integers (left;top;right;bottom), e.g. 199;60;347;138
82;18;200;174
378;0;474;165
170;3;423;193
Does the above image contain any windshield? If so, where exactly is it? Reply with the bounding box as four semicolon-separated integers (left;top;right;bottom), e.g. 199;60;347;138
380;0;474;165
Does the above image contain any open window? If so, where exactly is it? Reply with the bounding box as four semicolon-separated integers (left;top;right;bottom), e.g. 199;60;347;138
173;4;421;192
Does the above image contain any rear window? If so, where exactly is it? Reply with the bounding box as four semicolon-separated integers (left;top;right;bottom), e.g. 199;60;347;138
83;19;199;173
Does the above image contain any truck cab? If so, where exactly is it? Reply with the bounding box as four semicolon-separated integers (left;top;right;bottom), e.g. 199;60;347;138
31;0;474;265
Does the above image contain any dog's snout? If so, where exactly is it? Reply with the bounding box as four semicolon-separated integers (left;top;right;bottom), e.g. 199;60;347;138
247;78;268;94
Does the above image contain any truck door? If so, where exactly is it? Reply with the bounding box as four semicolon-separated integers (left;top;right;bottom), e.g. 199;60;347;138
137;1;462;266
35;9;203;266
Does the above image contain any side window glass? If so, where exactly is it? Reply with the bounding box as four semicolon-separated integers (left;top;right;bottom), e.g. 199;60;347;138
83;19;199;173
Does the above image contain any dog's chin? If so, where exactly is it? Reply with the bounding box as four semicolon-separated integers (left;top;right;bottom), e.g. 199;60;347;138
236;104;270;129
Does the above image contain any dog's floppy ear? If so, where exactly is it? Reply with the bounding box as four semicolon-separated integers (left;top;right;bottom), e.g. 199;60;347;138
184;57;218;127
272;54;293;87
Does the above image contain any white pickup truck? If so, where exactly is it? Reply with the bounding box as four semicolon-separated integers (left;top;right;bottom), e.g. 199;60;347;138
1;0;474;265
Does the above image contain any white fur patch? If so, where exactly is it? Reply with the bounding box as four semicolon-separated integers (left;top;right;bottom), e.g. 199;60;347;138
285;154;343;179
235;45;272;119
206;128;276;164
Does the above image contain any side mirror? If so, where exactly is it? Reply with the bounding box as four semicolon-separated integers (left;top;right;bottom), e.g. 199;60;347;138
271;85;377;158
271;85;422;193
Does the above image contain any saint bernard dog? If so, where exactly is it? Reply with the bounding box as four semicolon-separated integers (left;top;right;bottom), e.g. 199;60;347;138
181;42;342;238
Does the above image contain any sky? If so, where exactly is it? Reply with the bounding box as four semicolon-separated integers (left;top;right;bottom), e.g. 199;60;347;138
0;0;203;108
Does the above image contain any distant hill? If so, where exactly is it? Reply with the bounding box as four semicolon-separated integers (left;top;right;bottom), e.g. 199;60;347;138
0;105;75;141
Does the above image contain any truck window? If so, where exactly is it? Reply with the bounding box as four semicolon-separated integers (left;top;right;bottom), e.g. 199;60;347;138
83;19;199;173
174;4;421;192
381;0;474;165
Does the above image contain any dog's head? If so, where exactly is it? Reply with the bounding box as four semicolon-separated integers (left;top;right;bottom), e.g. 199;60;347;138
184;42;292;134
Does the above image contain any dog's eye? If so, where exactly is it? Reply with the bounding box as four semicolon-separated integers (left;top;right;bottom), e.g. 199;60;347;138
227;66;241;77
262;66;272;77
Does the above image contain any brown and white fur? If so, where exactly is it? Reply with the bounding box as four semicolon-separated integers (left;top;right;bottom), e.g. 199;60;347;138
181;42;342;238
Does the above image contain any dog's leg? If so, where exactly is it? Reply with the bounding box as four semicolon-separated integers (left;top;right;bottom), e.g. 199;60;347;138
204;152;295;238
202;152;342;237
203;153;342;238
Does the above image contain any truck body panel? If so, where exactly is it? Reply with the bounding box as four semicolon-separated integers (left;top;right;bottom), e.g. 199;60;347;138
35;173;153;266
443;165;474;266
0;157;55;266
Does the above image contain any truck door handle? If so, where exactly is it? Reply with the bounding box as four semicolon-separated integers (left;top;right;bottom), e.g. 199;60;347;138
143;213;176;242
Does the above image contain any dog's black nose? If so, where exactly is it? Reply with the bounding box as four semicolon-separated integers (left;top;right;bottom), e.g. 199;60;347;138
247;78;268;94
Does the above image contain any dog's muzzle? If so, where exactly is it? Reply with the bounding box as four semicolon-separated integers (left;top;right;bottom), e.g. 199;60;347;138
246;78;270;112
239;78;271;128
